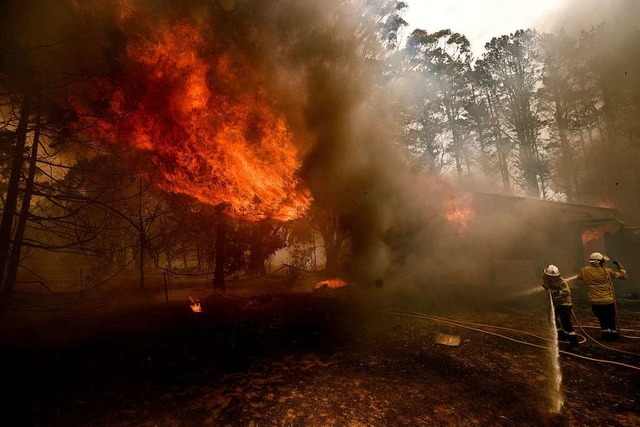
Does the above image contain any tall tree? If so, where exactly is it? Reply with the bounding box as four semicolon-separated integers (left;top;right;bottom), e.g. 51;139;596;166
477;30;544;197
468;66;513;191
404;29;474;176
572;22;640;217
539;32;583;201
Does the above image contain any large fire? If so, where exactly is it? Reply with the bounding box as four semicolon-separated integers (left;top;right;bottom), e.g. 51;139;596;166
581;224;618;246
71;4;310;221
445;193;475;236
581;223;619;262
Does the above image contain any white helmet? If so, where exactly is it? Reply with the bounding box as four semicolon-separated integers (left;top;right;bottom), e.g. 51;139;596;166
589;252;610;263
544;265;560;276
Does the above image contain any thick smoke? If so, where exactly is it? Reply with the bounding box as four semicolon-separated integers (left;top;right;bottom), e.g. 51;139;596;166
254;1;448;283
539;0;640;35
103;0;454;285
67;2;559;288
1;0;449;284
4;0;626;295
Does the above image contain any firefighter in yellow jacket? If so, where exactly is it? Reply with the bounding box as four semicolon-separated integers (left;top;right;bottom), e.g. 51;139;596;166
577;252;628;340
539;265;579;348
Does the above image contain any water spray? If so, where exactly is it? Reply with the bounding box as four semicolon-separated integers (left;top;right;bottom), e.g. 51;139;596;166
546;291;564;413
515;274;578;299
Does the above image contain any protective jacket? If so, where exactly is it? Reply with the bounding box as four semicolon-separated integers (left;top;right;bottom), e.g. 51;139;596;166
539;275;572;307
577;264;628;305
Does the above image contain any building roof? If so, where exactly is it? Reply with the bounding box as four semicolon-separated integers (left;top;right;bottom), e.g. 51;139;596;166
473;192;621;226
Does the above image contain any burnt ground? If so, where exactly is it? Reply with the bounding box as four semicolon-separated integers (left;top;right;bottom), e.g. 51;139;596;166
1;277;639;426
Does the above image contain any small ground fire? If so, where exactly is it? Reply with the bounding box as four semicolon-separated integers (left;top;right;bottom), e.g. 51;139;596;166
314;278;348;290
188;296;202;313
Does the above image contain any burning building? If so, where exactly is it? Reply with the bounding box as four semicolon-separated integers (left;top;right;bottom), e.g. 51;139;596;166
467;193;639;297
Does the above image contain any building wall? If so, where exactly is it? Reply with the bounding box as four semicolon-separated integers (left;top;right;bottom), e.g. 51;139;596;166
607;228;640;298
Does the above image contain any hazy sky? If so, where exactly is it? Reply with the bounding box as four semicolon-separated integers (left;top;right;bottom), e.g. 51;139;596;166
403;0;567;57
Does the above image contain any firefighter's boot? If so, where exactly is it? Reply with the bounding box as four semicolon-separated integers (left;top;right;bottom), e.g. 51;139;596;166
600;329;619;341
567;333;579;350
557;330;568;342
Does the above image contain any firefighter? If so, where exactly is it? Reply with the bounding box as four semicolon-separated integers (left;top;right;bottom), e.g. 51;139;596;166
577;252;628;341
539;265;579;349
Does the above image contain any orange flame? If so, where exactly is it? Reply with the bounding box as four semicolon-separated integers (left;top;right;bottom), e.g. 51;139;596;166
71;15;311;221
594;201;615;209
188;296;202;313
445;193;474;236
581;224;618;246
315;279;348;290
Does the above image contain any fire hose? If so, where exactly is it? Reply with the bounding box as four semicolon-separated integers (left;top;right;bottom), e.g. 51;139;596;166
385;309;640;372
576;325;640;334
571;309;640;357
611;273;640;340
595;264;640;340
543;283;640;357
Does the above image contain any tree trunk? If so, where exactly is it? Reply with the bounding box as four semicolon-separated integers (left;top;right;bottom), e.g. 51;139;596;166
520;138;541;197
182;242;188;269
487;94;510;192
311;231;317;271
517;110;541;197
196;241;203;271
601;88;619;148
321;230;340;274
524;161;541;196
0;112;40;317
138;177;145;289
445;101;464;177
558;123;576;201
497;137;511;192
317;212;342;275
324;243;339;274
0;89;32;293
247;247;267;277
554;94;578;202
213;216;227;291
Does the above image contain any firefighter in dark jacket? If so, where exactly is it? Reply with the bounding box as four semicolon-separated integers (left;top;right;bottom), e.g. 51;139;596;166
577;252;628;341
539;265;579;349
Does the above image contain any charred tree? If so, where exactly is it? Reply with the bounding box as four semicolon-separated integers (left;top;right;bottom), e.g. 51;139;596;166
316;212;346;274
138;177;145;289
0;110;41;316
213;205;228;291
247;245;267;277
246;222;285;277
0;87;32;294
